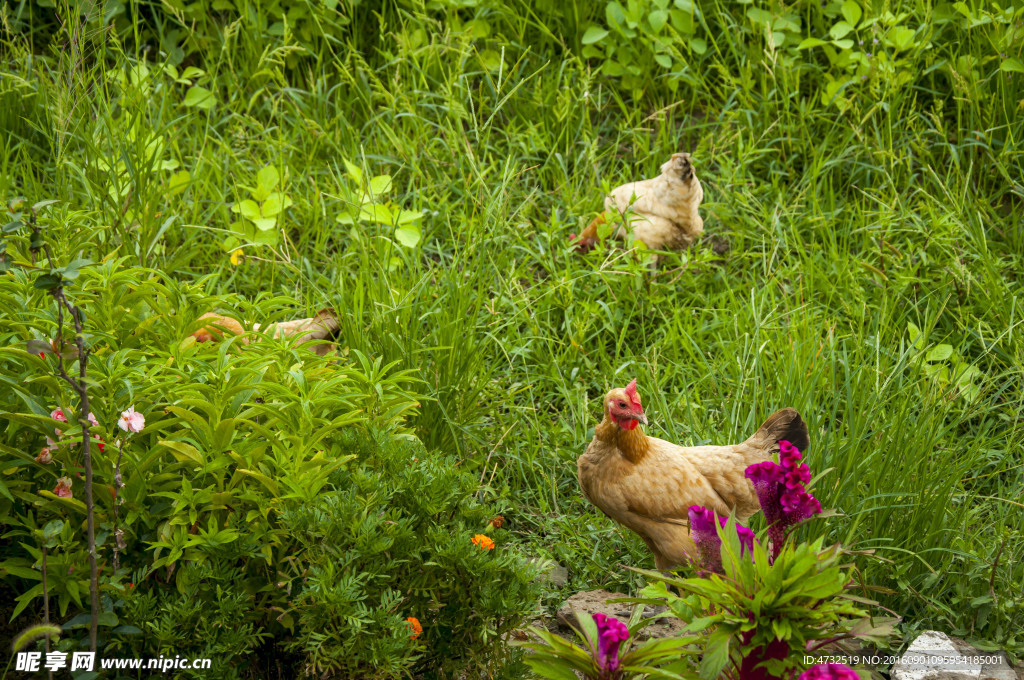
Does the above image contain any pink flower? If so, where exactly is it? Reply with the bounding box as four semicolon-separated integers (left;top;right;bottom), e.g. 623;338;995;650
87;412;99;427
689;506;758;573
798;663;860;680
54;476;73;498
35;448;52;464
592;612;629;673
745;441;822;560
118;406;145;433
51;408;67;423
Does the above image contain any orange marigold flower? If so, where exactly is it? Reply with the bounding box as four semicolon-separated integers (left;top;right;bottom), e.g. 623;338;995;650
489;516;504;529
471;534;495;550
406;616;422;639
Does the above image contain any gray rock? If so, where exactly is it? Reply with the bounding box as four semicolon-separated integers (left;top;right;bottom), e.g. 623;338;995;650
891;631;1017;680
555;589;687;640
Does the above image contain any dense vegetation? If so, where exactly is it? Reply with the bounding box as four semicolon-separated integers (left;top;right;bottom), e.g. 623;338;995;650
1;0;1022;676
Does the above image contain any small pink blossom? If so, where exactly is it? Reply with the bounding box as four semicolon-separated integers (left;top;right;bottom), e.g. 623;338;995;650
593;612;629;673
35;448;53;464
87;412;99;427
51;408;67;423
118;406;145;433
54;476;73;498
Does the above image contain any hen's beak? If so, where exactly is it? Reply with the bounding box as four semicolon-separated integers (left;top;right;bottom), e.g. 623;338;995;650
635;413;648;426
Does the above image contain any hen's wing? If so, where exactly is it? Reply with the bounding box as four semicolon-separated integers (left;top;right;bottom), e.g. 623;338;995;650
617;439;733;524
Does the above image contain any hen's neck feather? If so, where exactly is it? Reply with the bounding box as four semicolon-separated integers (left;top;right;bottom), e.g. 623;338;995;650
595;416;650;463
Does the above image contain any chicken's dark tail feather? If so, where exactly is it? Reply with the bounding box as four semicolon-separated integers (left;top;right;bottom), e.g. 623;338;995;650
748;408;810;454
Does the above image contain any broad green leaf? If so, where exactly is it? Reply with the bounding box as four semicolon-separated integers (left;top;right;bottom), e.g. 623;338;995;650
182;86;215;109
830;21;854;39
368;174;393;197
927;344;953;362
168;170;190;195
234;200;262;222
253;217;277;231
654;53;673;68
159;440;203;464
342;158;363;183
582;26;610;44
888;25;915;50
395;209;423;225
841;0;862;26
255;165;280;201
746;7;771;23
699;626;731;680
262;192;292;217
648;9;668;32
362;203;395;224
1000;57;1024;73
394;225;421;248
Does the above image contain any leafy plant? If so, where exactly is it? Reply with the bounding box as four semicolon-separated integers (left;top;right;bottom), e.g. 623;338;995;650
335;159;424;258
518;608;700;680
580;0;706;93
907;322;984;403
228;165;293;250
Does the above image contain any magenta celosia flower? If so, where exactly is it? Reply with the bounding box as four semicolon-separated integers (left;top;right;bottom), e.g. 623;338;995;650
779;440;802;468
592;612;629;674
745;440;821;559
118;406;145;433
798;663;860;680
54;476;73;498
51;408;67;423
689;506;758;573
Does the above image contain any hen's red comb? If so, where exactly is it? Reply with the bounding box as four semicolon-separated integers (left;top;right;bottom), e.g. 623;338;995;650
624;379;643;408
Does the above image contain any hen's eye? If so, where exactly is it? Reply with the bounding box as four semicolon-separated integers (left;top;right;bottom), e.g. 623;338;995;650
618;401;627;408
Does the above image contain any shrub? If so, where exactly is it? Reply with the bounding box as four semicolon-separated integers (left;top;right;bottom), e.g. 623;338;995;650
0;220;541;677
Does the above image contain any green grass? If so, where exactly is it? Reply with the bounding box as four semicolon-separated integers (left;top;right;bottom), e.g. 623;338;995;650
2;0;1023;660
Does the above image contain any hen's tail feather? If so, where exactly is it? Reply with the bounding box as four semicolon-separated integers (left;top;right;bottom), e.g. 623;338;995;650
747;408;809;454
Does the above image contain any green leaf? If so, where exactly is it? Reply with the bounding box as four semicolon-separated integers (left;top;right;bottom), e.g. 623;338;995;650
841;0;862;26
830;21;854;39
582;26;610;44
648;9;668;32
159;440;203;465
368;174;392;197
746;7;771;23
798;37;829;49
1000;57;1024;73
927;344;954;362
262;192;292;217
234;200;262;222
182;86;216;110
343;158;363;183
654;53;673;68
690;38;707;54
888;25;915;50
32;199;60;212
394;225;421;248
2;220;24;233
699;626;732;680
255;165;280;201
33;273;61;290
